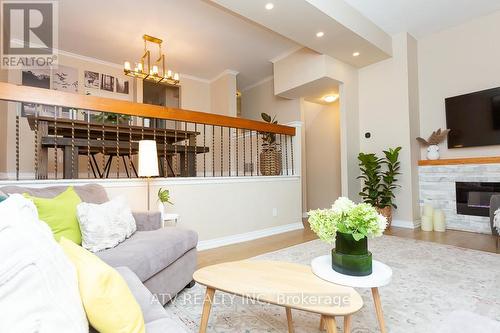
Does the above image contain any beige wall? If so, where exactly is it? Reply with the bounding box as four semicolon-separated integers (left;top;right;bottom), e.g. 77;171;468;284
274;48;360;201
303;100;341;211
210;71;237;117
358;33;420;225
241;78;301;124
180;76;211;112
418;10;500;159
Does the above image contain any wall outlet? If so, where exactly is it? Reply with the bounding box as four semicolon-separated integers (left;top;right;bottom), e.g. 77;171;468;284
272;208;278;217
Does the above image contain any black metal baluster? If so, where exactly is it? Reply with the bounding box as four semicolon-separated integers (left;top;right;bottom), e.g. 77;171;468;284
228;127;231;177
71;109;75;179
163;127;167;177
128;120;132;178
174;120;178;176
194;123;197;177
101;113;105;177
256;132;260;176
34;106;39;179
236;128;239;176
184;122;188;177
290;135;294;175
220;126;223;177
116;119;120;178
54;107;58;179
15;104;20;180
212;125;215;177
87;112;91;179
250;130;253;176
203;124;206;177
243;129;246;176
285;134;289;176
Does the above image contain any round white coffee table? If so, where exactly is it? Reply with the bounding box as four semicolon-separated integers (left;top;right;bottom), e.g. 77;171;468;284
311;255;392;333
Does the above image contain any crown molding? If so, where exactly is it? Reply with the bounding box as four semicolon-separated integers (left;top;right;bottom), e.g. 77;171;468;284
241;75;274;92
269;46;304;64
210;69;239;83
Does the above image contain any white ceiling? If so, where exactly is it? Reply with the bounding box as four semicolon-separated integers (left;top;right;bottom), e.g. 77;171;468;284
343;0;500;38
58;0;299;89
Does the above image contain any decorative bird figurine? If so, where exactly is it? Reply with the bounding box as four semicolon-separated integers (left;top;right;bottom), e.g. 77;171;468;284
416;129;450;146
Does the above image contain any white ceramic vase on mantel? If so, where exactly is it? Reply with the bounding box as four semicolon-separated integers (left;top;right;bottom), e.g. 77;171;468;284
426;145;440;160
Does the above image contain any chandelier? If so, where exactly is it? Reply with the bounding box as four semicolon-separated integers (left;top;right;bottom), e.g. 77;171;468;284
124;34;180;85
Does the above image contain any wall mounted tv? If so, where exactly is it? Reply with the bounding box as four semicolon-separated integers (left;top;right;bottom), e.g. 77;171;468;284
445;87;500;148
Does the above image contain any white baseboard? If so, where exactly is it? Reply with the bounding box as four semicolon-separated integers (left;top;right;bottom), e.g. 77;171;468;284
391;219;420;229
197;222;304;251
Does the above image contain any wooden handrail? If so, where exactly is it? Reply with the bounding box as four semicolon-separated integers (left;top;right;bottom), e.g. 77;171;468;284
0;82;295;136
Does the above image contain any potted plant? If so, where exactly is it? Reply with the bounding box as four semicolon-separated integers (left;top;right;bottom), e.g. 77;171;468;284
259;113;282;176
308;197;387;276
157;187;173;214
358;147;401;226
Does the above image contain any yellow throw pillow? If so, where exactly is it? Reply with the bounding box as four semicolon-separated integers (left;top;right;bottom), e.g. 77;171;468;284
59;237;145;333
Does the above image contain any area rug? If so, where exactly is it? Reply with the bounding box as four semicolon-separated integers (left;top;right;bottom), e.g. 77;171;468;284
163;235;500;332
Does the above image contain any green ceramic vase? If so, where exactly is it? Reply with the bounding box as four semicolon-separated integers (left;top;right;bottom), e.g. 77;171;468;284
331;232;372;276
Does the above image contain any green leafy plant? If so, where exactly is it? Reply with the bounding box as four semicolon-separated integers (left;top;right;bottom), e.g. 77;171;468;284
308;197;387;243
357;147;401;209
157;188;173;205
93;112;131;124
259;112;278;150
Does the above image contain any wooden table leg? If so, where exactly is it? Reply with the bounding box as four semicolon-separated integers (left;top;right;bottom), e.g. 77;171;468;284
371;287;386;333
199;287;216;333
344;315;352;333
319;315;326;331
323;316;338;333
285;307;294;333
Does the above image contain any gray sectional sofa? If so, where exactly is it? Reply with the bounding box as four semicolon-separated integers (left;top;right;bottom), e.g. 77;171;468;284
1;184;197;332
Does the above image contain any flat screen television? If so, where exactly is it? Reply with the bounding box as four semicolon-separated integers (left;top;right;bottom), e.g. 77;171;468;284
445;87;500;148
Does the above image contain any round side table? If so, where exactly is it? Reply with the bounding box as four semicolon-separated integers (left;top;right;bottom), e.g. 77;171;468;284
311;255;392;333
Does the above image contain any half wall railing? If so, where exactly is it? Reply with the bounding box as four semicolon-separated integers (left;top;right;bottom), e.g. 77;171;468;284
0;82;296;180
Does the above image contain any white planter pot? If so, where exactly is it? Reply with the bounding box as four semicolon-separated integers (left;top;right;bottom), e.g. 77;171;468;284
426;145;440;160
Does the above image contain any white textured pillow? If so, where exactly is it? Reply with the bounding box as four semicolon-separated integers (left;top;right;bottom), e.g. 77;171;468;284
0;194;88;333
494;208;500;232
76;196;137;252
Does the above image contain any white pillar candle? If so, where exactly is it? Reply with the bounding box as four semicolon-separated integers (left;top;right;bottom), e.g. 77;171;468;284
433;209;446;232
421;215;433;231
423;204;434;217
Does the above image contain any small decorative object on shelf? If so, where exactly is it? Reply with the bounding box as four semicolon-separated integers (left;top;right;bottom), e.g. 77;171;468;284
433;209;446;232
358;147;401;227
417;128;450;160
308;197;388;276
259;113;281;176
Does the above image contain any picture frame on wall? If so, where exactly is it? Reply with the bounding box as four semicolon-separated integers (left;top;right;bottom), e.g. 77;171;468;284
115;77;129;94
100;74;114;92
84;70;100;89
52;65;79;93
21;69;54;117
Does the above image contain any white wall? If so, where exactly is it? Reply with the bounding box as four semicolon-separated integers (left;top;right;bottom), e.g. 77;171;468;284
418;10;500;159
0;177;302;242
303;100;341;211
358;33;420;225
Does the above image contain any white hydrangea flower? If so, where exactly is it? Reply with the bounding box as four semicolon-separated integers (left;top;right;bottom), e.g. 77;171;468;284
377;214;388;234
331;197;355;215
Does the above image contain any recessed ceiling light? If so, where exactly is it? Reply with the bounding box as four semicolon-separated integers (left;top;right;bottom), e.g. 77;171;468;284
323;95;338;103
352;52;360;57
265;3;274;10
316;31;325;38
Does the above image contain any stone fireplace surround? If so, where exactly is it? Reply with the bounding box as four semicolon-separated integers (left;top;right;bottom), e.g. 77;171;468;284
418;158;500;234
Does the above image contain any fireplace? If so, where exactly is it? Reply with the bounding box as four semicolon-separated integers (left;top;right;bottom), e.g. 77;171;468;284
456;182;500;217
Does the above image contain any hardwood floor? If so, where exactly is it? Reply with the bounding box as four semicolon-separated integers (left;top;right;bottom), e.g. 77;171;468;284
198;222;499;268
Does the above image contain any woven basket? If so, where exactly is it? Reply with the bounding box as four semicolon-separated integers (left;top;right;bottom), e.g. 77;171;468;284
259;149;282;176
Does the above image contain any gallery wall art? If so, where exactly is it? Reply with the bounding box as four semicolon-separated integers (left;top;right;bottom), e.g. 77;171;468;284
52;65;79;93
84;70;100;89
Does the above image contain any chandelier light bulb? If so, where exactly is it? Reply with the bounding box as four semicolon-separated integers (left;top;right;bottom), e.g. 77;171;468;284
152;65;159;75
124;61;131;71
137;62;143;72
173;73;180;81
